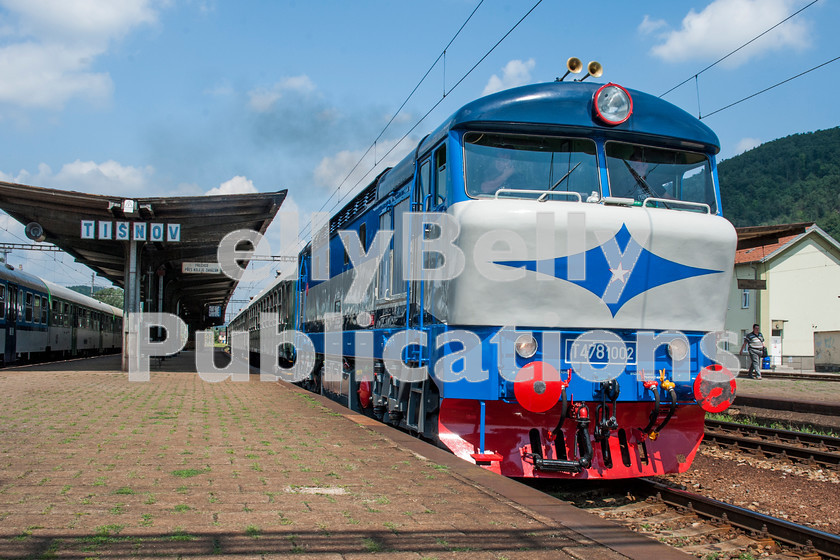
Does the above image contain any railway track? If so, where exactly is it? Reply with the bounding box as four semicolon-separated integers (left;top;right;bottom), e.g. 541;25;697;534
543;477;840;559
633;478;840;560
704;419;840;470
752;371;840;382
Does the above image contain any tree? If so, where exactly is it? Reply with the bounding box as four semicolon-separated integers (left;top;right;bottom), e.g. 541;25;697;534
94;288;124;309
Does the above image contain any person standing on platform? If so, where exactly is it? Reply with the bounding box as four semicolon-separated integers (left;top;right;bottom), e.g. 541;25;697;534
740;324;765;379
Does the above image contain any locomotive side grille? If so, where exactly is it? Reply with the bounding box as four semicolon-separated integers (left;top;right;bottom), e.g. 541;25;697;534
329;183;377;234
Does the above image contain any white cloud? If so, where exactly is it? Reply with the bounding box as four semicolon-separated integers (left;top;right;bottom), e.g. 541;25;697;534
313;138;408;194
650;0;811;66
735;137;762;154
0;0;160;109
2;159;155;195
638;15;667;35
1;0;157;43
205;175;258;196
248;75;317;112
482;59;536;96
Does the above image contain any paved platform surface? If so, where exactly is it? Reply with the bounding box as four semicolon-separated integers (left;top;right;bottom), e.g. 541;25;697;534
0;352;689;559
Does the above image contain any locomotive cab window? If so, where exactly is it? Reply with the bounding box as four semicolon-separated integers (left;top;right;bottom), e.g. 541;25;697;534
605;142;716;212
463;132;599;199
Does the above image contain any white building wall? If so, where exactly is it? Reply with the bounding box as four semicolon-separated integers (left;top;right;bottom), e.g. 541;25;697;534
765;236;840;356
724;265;759;349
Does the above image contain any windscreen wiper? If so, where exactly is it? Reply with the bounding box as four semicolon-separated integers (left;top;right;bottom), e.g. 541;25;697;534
538;162;582;201
549;161;581;191
622;160;671;209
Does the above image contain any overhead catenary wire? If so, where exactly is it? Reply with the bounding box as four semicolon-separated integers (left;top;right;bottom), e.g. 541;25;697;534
296;0;544;246
701;55;840;119
0;210;97;285
306;0;487;230
659;0;821;99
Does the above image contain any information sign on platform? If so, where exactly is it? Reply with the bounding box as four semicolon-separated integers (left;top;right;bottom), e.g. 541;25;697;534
182;262;222;274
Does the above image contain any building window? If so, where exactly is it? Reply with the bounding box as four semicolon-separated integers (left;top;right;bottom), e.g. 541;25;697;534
741;289;750;309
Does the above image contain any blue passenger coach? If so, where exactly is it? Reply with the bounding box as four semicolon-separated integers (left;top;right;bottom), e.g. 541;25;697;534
0;264;123;365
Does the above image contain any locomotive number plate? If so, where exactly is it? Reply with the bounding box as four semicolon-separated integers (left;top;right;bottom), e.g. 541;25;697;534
564;339;636;365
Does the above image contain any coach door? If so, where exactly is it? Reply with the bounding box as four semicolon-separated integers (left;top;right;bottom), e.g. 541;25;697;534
5;285;17;363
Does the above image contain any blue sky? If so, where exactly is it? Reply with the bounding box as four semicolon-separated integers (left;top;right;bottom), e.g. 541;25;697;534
0;0;837;319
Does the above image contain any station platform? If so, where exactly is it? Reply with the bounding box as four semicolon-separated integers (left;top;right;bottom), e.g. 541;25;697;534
0;352;690;559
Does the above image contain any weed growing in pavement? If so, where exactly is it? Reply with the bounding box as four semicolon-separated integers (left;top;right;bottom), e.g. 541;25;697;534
171;467;210;478
286;534;304;553
168;528;197;541
362;537;382;552
245;524;261;538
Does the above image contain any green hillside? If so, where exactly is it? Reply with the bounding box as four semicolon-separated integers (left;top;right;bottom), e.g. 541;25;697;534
718;127;840;242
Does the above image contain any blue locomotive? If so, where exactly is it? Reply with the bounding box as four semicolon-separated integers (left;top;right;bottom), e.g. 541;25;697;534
230;68;737;478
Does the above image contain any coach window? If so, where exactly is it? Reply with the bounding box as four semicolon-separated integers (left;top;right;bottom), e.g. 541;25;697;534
41;297;48;324
33;296;40;324
64;303;70;327
0;285;5;320
25;293;33;322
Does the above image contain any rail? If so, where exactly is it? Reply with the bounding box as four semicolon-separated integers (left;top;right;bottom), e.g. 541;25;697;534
636;478;840;560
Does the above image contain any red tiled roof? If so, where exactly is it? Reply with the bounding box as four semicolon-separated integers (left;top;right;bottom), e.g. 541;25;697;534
734;232;803;263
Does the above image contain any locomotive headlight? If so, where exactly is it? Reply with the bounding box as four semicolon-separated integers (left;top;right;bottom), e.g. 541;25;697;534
593;83;633;126
667;338;689;361
514;334;538;359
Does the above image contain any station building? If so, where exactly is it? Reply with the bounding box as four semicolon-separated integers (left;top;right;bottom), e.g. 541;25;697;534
725;222;840;370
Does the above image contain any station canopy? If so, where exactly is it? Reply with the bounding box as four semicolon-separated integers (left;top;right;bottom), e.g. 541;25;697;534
0;181;287;329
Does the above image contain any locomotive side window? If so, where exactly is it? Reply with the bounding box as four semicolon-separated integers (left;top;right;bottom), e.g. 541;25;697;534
418;160;431;211
464;132;599;199
391;197;410;296
605;142;716;212
358;223;367;253
435;146;447;206
377;210;392;299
